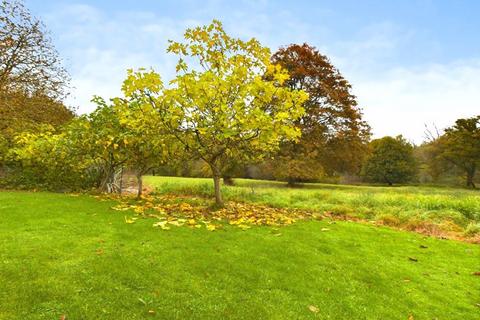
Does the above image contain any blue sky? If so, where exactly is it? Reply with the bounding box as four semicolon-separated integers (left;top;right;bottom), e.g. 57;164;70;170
26;0;480;143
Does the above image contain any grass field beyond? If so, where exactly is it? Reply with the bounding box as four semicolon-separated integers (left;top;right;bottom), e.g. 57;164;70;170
1;190;479;319
145;176;480;238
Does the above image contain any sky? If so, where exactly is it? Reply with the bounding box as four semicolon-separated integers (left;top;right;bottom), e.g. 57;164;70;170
26;0;480;143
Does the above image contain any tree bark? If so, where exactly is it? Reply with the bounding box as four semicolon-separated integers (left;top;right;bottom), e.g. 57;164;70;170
119;167;124;195
136;173;143;198
208;161;224;206
213;174;223;206
466;168;476;188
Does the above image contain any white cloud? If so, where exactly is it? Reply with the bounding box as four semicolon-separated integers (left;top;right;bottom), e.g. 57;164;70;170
43;3;316;113
332;22;414;68
43;4;187;113
352;60;480;143
37;3;479;144
320;23;479;144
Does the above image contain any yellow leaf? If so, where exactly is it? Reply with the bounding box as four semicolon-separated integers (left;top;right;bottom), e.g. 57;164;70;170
112;205;130;211
168;220;183;226
153;221;170;230
206;224;216;231
134;206;145;214
308;305;319;313
124;216;136;224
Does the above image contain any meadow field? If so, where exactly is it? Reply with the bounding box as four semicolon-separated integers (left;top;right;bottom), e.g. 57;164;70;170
1;178;479;319
145;176;480;239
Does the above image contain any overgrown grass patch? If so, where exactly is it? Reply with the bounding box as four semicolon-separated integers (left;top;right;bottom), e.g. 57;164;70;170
144;176;480;240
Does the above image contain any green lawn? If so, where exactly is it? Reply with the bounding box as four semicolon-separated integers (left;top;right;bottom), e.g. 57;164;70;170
1;190;479;319
145;176;480;236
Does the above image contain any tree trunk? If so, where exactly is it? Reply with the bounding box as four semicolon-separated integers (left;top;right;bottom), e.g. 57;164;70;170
466;168;476;188
223;176;234;186
385;176;393;186
213;174;223;207
119;166;124;195
287;178;297;187
136;173;143;198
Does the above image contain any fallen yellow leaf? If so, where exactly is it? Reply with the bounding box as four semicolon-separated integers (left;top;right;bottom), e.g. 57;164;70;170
124;216;136;224
308;305;319;313
153;221;170;230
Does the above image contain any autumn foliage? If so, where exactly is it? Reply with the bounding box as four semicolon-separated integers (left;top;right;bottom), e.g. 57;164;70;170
111;193;314;231
121;21;308;205
270;44;370;183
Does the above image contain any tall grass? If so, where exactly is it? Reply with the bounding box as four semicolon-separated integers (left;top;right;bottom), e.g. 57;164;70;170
144;176;480;231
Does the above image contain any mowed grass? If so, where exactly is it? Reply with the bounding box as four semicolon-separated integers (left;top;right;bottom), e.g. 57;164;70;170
1;191;480;319
145;176;480;235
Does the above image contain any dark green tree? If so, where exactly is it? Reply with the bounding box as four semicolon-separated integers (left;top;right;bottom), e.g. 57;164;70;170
362;136;417;185
438;116;480;188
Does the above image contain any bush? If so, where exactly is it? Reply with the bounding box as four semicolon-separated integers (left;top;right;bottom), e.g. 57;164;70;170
4;127;99;191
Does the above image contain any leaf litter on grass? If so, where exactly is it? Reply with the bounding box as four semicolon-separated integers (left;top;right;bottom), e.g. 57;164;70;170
109;194;316;231
99;192;480;242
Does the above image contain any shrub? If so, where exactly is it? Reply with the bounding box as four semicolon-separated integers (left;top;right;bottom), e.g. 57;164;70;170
5;127;99;191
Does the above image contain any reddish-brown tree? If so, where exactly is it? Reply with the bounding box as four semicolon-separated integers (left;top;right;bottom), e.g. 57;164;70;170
270;43;370;184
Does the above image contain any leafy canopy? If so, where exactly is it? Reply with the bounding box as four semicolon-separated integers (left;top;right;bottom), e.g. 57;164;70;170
362;135;417;185
269;43;370;183
438;116;480;188
6;124;96;190
124;20;308;205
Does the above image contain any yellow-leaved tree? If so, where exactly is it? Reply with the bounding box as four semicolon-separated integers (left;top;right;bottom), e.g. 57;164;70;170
122;20;308;206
